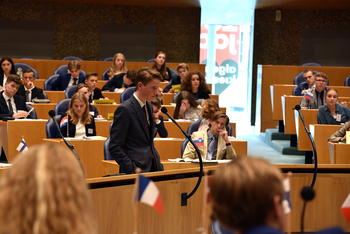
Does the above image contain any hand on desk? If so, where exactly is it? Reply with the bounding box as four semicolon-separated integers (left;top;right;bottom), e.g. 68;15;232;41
13;111;29;118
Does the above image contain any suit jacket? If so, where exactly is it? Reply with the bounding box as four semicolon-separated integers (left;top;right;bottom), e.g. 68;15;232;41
50;73;85;91
109;95;164;174
154;115;168;138
294;81;310;96
0;93;29;119
59;113;96;138
91;88;104;100
101;73;126;91
89;104;99;117
318;104;350;125
163;75;181;93
183;130;236;160
16;85;45;101
328;121;350;142
301;89;327;109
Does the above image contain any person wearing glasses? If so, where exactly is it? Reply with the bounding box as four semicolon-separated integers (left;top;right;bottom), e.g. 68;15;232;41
301;72;328;109
294;69;316;96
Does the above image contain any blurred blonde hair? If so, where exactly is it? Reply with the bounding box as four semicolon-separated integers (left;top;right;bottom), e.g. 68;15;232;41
108;53;127;79
0;143;97;234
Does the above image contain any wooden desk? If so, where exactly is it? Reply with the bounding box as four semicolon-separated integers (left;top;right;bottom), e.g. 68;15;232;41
95;120;112;137
295;109;318;151
328;86;350;97
328;142;350;164
45;91;65;103
0;120;47;162
154;138;247;159
282;95;302;135
310;124;342;164
97;80;106;89
35;79;45;90
91;104;119;118
29;103;56;119
44;138;105;178
270;84;296;120
87;164;350;233
163;93;175;105
100;92;121;103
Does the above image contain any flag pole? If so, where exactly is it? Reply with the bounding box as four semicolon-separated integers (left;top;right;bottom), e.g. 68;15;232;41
201;169;209;234
133;168;141;234
286;171;292;234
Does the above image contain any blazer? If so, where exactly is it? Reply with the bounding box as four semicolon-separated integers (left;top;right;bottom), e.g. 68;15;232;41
91;88;104;101
101;73;126;91
154;115;168;138
89;104;99;118
183;130;236;160
109;95;164;174
59;113;96;138
318;104;350;125
294;82;310;96
0;93;29;119
328;121;350;142
16;85;45;101
50;73;85;91
301;89;327;109
192;90;210;100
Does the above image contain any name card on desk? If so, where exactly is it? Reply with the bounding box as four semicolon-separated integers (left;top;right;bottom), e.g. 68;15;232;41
347;131;350;144
94;99;114;104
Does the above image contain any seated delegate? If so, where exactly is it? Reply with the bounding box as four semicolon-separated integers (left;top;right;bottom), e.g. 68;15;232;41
150;97;168;138
180;70;210;101
76;83;102;118
318;88;350;124
183;111;236;160
16;68;46;102
328;121;350;143
101;69;137;92
173;90;201;120
198;98;221;131
59;92;96;138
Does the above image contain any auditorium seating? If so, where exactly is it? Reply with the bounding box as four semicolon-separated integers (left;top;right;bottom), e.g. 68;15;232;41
65;85;77;99
103;57;113;62
301;62;322;66
44;74;60;90
120;87;135;103
62;56;83;61
45;115;61;138
26;104;37;119
53;65;86;77
103;136;113;160
54;99;70;116
14;63;39;79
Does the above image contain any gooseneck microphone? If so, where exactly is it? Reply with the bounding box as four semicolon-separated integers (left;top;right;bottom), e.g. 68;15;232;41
161;107;203;206
294;104;318;232
48;110;85;176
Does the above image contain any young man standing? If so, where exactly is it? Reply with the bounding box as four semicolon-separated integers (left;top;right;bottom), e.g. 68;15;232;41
0;74;29;119
50;60;85;91
16;69;45;102
109;68;163;174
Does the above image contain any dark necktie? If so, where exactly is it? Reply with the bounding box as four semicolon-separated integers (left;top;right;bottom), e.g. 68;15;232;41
207;136;216;160
7;99;13;114
25;90;30;102
73;78;78;85
143;105;150;131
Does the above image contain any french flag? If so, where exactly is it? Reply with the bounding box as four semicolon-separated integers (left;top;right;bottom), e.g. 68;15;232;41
194;137;204;147
137;175;163;215
60;116;68;128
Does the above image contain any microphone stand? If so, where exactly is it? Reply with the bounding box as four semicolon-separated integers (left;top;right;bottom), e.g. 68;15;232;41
48;110;85;177
294;105;318;232
161;107;203;206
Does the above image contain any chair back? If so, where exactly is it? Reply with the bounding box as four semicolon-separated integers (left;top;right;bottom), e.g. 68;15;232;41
45;115;61;138
44;74;60;90
53;65;86;77
14;63;39;79
104;136;114;160
54;99;71;116
43;92;48;99
102;68;109;80
103;57;113;61
146;58;154;62
301;62;322;66
293;70;324;85
344;76;350;86
120;87;136;103
181;138;189;157
168;68;180;81
211;219;235;234
26;104;37;119
187;118;203;135
173;91;181;103
65;85;77;99
62;56;83;61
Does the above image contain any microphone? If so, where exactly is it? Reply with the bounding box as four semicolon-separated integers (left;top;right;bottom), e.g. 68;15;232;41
301;186;315;201
294;104;301;111
161;106;203;206
48;110;85;176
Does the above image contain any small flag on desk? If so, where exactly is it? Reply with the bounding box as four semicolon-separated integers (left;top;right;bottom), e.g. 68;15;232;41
194;137;204;147
16;138;28;153
282;177;292;214
305;91;313;100
341;193;350;222
60;116;68;128
135;175;163;215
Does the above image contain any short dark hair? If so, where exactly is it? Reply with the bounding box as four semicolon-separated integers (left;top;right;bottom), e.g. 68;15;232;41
68;60;81;70
302;69;314;75
150;97;161;109
7;74;21;85
75;83;88;92
126;69;137;83
316;72;328;80
22;69;34;76
85;72;98;80
208;111;229;128
135;68;162;91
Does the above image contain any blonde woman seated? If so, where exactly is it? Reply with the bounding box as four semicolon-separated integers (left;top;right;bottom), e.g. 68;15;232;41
104;53;127;80
198;98;221;131
173;91;202;120
183;111;236;160
60;92;96;138
0;143;96;234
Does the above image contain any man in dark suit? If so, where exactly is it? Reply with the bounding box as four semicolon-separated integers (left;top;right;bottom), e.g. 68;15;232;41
101;69;137;92
50;60;85;91
294;69;316;96
109;68;164;174
0;74;29;119
16;69;45;102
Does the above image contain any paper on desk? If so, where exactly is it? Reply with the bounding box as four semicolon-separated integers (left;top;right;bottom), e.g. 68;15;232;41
83;136;107;140
168;158;193;162
154;138;184;141
0;163;11;168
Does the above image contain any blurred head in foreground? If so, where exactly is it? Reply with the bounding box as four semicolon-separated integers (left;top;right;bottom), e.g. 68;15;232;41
0;143;96;234
210;157;285;234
